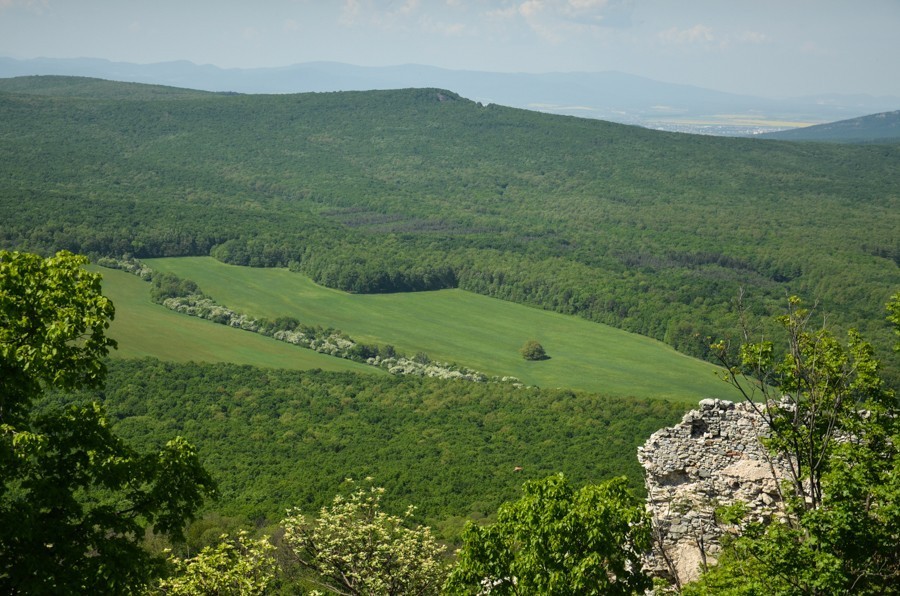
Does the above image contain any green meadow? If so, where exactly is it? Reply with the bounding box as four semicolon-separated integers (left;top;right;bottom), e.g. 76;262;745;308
141;257;729;402
92;265;380;375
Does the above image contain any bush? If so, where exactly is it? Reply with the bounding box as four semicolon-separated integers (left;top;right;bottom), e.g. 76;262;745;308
520;340;547;361
282;484;448;595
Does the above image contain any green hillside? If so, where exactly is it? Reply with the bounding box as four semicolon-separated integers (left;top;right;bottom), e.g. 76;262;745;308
139;257;727;402
93;265;380;374
0;74;213;99
759;110;900;143
57;359;686;535
5;75;899;593
1;76;898;381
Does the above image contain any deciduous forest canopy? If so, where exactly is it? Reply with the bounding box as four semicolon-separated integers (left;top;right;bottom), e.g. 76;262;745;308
1;74;899;592
52;359;684;535
1;76;898;382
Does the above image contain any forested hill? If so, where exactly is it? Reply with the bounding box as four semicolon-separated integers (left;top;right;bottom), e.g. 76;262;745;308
0;74;214;99
760;109;900;143
1;76;898;380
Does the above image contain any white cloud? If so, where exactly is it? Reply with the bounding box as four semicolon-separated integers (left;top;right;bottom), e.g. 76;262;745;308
486;5;519;19
519;0;545;18
484;0;628;39
800;40;832;56
567;0;608;11
416;12;469;37
517;1;569;43
659;24;715;45
738;30;767;44
657;25;770;51
337;0;424;29
435;21;466;35
339;0;363;26
397;0;420;15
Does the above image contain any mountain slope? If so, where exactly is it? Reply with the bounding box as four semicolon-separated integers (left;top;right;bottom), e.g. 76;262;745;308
1;77;897;382
0;74;214;99
759;110;900;143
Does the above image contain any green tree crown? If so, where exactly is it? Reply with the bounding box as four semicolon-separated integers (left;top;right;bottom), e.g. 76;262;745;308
1;251;215;594
446;474;652;595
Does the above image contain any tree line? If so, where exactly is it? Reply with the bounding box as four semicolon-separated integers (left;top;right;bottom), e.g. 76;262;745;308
1;79;898;382
4;250;897;593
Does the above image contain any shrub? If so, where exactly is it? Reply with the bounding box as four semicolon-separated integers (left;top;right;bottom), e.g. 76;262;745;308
520;340;547;361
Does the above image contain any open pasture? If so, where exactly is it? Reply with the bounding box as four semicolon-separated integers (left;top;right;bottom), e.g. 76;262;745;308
93;265;381;375
144;257;729;402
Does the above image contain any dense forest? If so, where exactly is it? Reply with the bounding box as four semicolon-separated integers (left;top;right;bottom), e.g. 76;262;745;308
8;252;898;593
3;76;899;593
1;76;898;382
47;358;685;539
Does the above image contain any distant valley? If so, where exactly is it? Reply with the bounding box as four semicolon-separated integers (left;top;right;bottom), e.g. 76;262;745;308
3;56;899;135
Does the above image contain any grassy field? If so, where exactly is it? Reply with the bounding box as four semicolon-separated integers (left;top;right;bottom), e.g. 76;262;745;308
141;257;730;403
92;266;382;375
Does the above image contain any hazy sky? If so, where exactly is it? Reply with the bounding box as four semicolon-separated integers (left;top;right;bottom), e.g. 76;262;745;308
1;0;899;98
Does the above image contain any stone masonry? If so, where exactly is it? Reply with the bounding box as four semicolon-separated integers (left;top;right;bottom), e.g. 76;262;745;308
638;398;790;585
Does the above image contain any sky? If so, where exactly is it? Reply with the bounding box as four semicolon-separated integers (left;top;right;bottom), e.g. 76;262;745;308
1;0;899;98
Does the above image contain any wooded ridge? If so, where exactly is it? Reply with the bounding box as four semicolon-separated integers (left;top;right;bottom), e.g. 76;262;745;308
1;75;898;382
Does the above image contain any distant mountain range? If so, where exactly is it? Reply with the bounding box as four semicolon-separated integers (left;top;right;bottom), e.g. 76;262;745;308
2;56;899;136
759;110;900;143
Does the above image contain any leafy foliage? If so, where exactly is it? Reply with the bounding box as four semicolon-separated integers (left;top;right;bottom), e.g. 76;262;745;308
688;297;900;594
150;531;277;596
888;291;900;352
712;296;888;509
0;250;115;419
0;251;215;593
282;482;449;595
445;474;652;595
519;339;547;361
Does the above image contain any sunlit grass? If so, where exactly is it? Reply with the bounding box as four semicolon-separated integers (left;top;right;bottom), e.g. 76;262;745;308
93;265;383;375
142;257;730;403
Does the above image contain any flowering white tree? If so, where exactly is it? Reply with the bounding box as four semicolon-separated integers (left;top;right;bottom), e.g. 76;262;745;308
151;531;276;595
282;483;448;595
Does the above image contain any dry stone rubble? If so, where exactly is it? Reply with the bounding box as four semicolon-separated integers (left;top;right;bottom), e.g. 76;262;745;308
638;398;790;585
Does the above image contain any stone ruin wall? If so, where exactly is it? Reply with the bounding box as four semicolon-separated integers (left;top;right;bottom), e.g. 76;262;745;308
638;399;791;586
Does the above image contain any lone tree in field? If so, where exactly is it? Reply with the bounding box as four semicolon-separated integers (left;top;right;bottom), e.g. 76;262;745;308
520;339;548;361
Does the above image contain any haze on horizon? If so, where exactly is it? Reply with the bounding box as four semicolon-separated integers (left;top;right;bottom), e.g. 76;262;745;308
1;0;899;99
